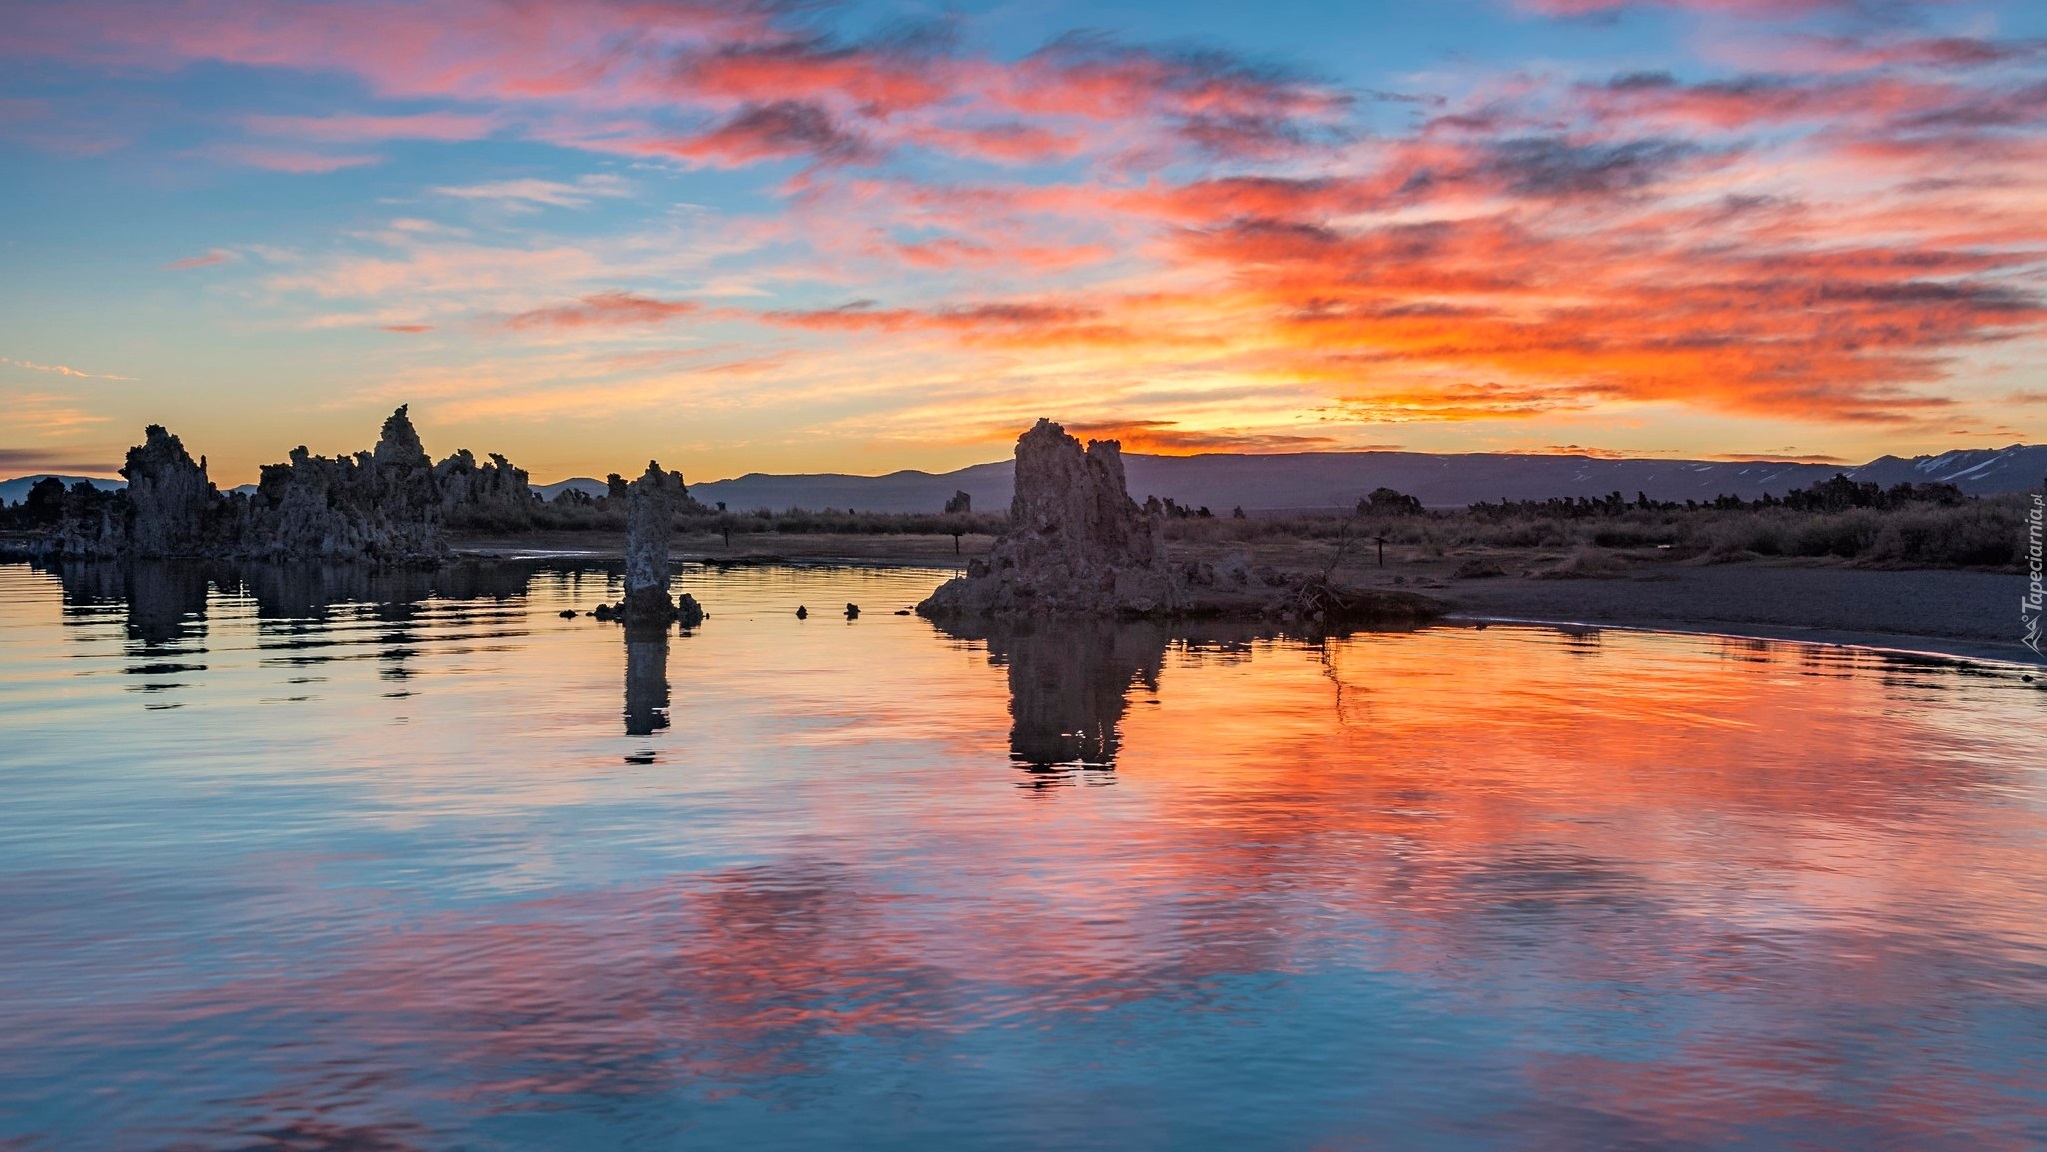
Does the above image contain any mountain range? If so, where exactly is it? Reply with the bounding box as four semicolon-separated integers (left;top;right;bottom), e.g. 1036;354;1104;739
10;444;2042;515
664;442;2047;513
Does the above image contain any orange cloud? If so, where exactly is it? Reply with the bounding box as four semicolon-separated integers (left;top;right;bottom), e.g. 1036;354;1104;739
1058;420;1344;454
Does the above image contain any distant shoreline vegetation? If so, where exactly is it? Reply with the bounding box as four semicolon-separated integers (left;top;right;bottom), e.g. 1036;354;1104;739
0;413;2036;573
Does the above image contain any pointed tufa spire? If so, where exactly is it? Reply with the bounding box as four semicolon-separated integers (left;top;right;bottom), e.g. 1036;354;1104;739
122;424;217;558
373;404;428;468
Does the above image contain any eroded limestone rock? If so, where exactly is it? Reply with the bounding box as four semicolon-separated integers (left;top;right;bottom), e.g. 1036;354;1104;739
434;449;539;529
919;419;1175;618
240;406;445;563
123;425;219;558
621;461;682;622
920;418;1446;628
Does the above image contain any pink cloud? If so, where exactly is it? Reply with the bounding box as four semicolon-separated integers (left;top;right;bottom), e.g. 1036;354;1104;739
243;111;500;143
209;143;382;172
1522;0;1877;14
6;0;2044;441
503;291;700;330
164;248;232;270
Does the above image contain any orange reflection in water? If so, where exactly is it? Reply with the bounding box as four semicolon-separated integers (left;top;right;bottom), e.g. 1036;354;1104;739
1;562;2043;1149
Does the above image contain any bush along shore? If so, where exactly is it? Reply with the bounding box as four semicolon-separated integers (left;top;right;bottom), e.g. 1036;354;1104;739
1;413;2033;577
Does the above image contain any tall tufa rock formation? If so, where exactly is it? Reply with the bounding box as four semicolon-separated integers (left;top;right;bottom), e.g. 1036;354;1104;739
242;406;446;563
616;460;704;626
39;406;522;565
123;425;219;557
433;449;536;519
919;418;1446;628
919;419;1176;618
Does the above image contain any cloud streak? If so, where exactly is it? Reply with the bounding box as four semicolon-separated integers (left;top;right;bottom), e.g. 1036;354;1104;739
2;356;138;381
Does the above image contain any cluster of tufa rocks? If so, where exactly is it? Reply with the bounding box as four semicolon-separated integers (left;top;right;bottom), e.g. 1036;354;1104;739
37;406;540;564
919;418;1442;628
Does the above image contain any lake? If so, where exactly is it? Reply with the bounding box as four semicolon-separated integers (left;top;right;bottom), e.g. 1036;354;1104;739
1;559;2043;1150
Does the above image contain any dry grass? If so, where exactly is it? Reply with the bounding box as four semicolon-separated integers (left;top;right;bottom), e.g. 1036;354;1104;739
1156;493;2032;571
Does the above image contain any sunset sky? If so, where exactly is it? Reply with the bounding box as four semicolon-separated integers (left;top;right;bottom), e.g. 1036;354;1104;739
3;0;2046;484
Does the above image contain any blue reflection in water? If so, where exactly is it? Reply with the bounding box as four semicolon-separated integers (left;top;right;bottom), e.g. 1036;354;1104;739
0;559;2043;1151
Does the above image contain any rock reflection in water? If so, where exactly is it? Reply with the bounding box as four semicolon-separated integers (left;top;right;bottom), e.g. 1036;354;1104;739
623;625;671;737
4;559;2045;1151
937;618;1169;784
56;560;216;648
44;559;553;702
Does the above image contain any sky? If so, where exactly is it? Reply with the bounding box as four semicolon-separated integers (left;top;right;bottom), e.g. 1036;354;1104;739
3;0;2046;485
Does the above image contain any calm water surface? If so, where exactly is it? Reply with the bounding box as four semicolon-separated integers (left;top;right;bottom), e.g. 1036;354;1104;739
1;559;2043;1150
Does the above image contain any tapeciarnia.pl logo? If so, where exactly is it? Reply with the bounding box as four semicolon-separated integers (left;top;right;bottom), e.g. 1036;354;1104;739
2025;492;2044;658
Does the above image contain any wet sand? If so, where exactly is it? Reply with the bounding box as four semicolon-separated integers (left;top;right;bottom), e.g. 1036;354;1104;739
1430;565;2030;666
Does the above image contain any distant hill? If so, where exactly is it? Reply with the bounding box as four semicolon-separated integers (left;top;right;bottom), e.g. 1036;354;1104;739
678;444;2047;514
0;474;124;505
16;444;2040;515
534;477;609;501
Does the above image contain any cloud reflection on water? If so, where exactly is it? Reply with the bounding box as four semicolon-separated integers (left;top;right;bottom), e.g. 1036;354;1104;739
0;560;2043;1150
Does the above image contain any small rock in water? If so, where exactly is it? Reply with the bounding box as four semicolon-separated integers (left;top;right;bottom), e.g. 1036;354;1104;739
675;593;706;629
593;603;616;621
559;609;578;619
894;609;910;615
845;603;860;619
795;605;808;619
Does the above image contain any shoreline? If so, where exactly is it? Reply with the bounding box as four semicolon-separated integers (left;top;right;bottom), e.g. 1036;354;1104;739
1442;614;2037;670
13;532;2032;668
448;535;2035;667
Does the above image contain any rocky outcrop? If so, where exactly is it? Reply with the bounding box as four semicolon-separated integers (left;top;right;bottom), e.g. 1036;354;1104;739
623;461;681;620
39;406;550;564
239;406;445;563
603;460;704;627
920;418;1446;628
124;426;220;558
434;449;538;522
920;419;1176;618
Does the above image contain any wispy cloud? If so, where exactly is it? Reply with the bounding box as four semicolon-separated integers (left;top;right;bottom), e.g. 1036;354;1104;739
430;173;631;209
0;447;119;474
0;391;115;435
244;111;499;143
164;249;233;270
2;356;137;381
503;291;700;329
208;143;382;173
